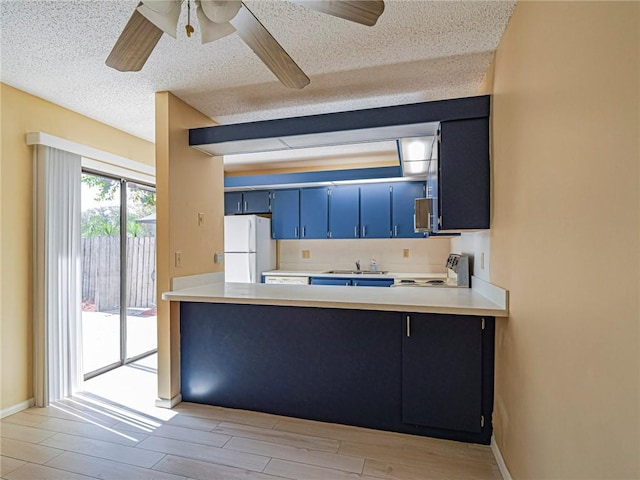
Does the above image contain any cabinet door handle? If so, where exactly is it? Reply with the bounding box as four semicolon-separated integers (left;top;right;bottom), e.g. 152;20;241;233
302;226;306;238
354;226;358;237
294;227;299;238
346;281;350;286
362;225;366;237
237;201;241;212
244;201;248;211
406;315;411;337
394;225;398;237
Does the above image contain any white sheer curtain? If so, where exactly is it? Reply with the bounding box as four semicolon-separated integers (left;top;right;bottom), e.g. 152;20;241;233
33;145;83;407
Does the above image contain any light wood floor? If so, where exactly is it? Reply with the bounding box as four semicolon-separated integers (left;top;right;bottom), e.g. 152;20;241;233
0;356;501;480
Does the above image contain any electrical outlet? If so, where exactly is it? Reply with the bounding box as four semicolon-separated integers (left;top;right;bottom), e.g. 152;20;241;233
175;251;182;267
198;212;205;226
480;252;485;269
403;249;410;258
302;250;310;259
214;252;223;264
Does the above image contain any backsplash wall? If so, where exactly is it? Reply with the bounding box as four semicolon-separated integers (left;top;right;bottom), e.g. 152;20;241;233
278;238;451;273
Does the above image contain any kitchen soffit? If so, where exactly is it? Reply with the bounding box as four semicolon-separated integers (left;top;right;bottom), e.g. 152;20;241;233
189;95;490;157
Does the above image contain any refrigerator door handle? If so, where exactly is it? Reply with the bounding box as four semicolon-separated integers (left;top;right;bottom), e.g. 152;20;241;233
248;253;255;283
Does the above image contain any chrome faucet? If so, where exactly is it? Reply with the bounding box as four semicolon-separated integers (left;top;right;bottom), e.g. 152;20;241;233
355;260;361;272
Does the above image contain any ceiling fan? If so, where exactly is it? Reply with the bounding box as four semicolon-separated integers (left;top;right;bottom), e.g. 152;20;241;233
106;0;385;89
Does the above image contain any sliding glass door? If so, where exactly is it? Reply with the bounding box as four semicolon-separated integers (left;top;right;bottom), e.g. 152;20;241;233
81;172;156;378
125;182;157;360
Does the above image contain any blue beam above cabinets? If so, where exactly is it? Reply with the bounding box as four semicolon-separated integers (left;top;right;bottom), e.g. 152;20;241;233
190;95;490;156
224;166;402;189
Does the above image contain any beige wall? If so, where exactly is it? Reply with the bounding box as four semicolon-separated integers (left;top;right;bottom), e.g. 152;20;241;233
489;2;639;478
155;92;223;402
0;84;154;411
279;238;451;274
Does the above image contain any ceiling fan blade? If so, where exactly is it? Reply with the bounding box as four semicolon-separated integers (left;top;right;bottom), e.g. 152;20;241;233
230;3;310;89
197;6;236;44
137;0;181;37
290;0;384;26
106;8;163;72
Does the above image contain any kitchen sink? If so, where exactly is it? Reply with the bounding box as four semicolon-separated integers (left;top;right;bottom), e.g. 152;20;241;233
324;270;389;275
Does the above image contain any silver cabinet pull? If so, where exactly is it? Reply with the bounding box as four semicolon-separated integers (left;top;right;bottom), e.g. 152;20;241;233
394;225;398;237
302;226;306;238
294;227;299;238
354;226;358;237
406;315;411;337
362;225;366;237
237;201;241;212
346;281;350;286
244;201;248;211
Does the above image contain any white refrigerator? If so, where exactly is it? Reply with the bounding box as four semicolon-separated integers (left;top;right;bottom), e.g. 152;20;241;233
224;215;276;283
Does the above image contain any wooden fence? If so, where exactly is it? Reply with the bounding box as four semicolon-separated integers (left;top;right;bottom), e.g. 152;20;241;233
82;237;156;311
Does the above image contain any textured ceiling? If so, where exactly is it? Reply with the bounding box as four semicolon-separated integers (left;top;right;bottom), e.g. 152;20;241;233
0;0;515;143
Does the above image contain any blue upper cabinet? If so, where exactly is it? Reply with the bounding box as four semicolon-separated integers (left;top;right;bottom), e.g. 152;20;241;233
328;186;360;239
243;191;271;214
392;182;426;238
224;191;270;215
360;183;392;238
224;192;243;215
437;118;490;231
271;189;300;239
300;187;328;239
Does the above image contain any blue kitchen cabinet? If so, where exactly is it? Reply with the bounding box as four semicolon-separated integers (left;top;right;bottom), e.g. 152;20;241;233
310;277;393;287
271;189;300;239
224;192;243;215
224;190;271;214
436;118;490;231
359;183;392;238
310;277;352;286
300;187;328;239
352;278;394;287
328;186;360;239
243;190;271;214
402;313;490;433
391;182;427;238
180;302;495;444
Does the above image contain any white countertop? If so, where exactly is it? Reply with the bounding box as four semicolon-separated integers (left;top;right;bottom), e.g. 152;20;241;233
162;279;508;317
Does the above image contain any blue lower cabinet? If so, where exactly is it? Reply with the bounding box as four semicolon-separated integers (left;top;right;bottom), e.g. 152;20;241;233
180;302;495;444
310;277;352;286
352;278;394;287
402;313;486;433
310;277;393;287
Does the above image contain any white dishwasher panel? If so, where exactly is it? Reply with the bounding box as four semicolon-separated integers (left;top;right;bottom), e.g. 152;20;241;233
264;276;310;285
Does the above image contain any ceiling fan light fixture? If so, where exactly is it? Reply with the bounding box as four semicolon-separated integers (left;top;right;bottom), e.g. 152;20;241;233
200;0;242;23
197;5;236;44
137;0;181;38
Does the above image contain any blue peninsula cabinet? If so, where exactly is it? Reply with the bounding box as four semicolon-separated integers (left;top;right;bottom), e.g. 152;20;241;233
180;302;495;444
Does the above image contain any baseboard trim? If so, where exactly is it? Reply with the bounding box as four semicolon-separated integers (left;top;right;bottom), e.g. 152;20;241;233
1;397;35;419
491;436;513;480
155;394;182;409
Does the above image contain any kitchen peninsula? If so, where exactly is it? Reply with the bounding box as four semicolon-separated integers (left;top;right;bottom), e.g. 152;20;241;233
163;276;507;445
